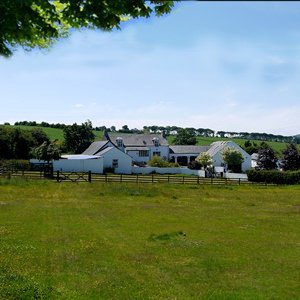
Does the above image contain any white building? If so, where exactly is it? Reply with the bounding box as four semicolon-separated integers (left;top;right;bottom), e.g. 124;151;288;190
106;133;169;164
204;141;252;172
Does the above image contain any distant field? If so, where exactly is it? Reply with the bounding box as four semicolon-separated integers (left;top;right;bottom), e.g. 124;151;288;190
6;125;104;142
5;124;296;155
168;135;294;156
0;179;299;299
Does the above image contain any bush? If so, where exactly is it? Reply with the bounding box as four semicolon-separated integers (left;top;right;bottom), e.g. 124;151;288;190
148;156;174;168
247;169;300;185
187;160;202;170
0;159;30;171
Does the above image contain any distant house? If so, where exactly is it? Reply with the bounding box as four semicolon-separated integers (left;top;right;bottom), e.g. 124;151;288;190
202;141;251;172
105;133;169;164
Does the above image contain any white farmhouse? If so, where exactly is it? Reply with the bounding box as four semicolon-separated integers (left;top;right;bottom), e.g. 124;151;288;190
105;133;169;164
204;141;251;172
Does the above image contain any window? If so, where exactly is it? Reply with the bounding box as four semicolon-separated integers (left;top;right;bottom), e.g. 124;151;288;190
112;159;118;168
153;151;161;157
116;137;123;147
139;150;149;157
152;137;160;147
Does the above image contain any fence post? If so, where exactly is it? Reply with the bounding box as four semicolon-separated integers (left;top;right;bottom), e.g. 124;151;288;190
152;174;154;183
136;174;139;184
211;177;213;185
88;171;91;183
120;174;122;183
168;175;170;183
182;176;185;184
197;176;199;185
105;174;108;183
56;171;59;182
239;178;241;185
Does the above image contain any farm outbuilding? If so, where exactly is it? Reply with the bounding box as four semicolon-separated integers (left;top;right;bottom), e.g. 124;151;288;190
53;155;104;173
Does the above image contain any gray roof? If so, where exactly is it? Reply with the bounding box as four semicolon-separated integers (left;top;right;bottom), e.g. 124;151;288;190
206;141;232;157
82;141;109;155
96;146;114;156
169;145;210;154
107;133;169;147
61;154;101;160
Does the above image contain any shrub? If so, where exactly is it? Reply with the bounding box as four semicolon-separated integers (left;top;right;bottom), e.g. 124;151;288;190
247;169;300;185
148;156;171;168
188;160;202;170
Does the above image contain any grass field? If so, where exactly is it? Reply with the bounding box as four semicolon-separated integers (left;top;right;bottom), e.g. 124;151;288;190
9;125;104;142
0;179;299;299
168;135;294;156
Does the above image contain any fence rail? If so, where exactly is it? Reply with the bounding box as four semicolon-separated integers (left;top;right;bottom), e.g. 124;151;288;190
0;170;275;186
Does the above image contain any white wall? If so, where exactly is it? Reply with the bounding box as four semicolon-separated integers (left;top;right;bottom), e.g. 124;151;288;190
103;148;132;174
132;166;205;177
53;158;103;173
224;173;248;180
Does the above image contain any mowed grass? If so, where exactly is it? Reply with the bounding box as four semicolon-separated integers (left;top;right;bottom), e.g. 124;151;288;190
0;180;299;299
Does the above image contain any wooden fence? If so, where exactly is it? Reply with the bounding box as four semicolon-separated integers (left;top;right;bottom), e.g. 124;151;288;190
0;170;274;186
56;171;251;185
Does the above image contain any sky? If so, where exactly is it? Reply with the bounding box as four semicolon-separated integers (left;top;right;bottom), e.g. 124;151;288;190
1;1;300;136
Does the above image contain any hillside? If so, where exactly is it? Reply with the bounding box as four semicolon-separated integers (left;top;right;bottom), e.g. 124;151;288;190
5;124;298;156
5;125;104;142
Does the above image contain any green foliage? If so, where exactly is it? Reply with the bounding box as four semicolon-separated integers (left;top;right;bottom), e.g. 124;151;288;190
247;169;300;185
242;140;259;154
281;143;300;171
173;129;197;145
31;141;61;162
196;152;212;168
187;160;202;170
0;0;174;57
63;120;95;154
0;126;50;159
147;155;172;167
0;159;31;171
222;148;244;173
256;143;278;170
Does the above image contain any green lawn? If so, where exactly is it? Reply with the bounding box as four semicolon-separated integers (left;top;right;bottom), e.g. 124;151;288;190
0;179;299;299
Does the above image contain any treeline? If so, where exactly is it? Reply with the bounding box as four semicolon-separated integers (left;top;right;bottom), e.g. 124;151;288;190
8;121;299;144
0;126;50;159
0;121;95;160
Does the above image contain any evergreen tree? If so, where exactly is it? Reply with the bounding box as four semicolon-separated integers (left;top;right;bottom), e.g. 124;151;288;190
281;143;300;171
256;143;278;170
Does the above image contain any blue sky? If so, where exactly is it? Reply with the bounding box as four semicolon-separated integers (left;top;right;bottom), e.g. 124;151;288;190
1;1;300;135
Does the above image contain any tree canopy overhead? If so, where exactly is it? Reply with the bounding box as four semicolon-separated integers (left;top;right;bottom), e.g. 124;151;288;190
0;0;175;57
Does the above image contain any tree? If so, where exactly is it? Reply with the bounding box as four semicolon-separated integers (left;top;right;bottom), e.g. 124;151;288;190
173;129;197;145
31;141;61;163
222;148;244;173
63;120;95;154
196;153;212;169
281;143;300;171
256;143;278;170
0;0;174;57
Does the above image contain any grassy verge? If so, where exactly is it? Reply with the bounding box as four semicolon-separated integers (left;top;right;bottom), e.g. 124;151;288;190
0;179;299;299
